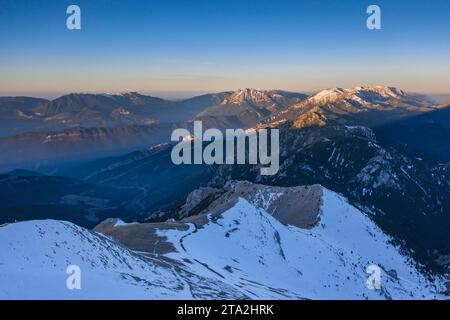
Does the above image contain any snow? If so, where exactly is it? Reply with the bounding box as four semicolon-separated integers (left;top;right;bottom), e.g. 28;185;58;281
0;220;244;300
309;88;345;103
355;151;401;190
308;86;405;105
113;219;137;227
0;188;446;300
158;190;446;300
253;190;283;211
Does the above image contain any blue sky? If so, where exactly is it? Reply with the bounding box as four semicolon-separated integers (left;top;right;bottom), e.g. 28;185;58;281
0;0;449;98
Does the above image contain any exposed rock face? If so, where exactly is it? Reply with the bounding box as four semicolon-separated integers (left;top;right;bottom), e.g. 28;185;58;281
175;187;224;219
212;181;323;229
150;181;324;229
94;218;189;255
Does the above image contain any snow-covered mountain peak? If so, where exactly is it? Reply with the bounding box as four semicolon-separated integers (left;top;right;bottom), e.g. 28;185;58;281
369;86;405;97
226;88;272;104
308;86;407;105
308;88;346;102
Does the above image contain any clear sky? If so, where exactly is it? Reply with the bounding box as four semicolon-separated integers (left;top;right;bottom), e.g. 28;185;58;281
0;0;449;98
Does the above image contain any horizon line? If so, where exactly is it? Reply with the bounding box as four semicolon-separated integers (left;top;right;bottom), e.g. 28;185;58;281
2;86;450;102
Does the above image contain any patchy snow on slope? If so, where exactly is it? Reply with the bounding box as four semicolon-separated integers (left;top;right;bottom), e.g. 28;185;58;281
113;219;138;228
253;190;283;211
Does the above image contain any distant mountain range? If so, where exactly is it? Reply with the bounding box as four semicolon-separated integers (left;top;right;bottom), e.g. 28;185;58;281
0;89;305;135
1;86;449;171
0;89;305;170
0;96;49;135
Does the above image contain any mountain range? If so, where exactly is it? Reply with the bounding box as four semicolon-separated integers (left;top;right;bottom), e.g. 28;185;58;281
0;89;305;170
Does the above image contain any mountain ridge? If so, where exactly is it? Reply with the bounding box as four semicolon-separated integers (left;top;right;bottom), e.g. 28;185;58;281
1;181;446;299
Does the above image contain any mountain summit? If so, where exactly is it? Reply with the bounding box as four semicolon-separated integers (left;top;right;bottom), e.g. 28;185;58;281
307;86;407;104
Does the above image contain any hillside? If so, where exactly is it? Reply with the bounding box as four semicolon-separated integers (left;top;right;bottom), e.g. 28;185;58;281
1;182;446;299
